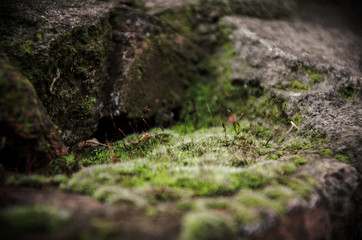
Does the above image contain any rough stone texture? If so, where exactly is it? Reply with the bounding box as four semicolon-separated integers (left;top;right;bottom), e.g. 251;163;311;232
211;2;362;238
0;60;67;172
229;0;297;19
0;0;195;148
219;3;362;170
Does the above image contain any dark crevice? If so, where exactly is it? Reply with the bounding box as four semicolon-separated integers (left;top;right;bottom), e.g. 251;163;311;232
91;115;154;143
91;106;181;143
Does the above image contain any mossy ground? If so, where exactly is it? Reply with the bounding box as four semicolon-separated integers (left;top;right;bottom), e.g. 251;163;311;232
1;2;354;240
2;32;330;240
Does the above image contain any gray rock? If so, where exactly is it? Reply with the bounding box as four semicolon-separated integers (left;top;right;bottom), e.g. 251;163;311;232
229;0;297;19
219;3;362;169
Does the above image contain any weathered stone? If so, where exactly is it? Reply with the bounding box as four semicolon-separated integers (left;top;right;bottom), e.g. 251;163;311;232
218;3;362;170
229;0;297;19
0;0;196;147
208;1;362;238
0;60;67;172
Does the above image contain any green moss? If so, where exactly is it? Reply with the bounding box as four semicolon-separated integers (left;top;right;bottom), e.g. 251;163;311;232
275;79;310;91
290;156;307;167
158;5;195;37
235;190;285;215
6;174;67;188
335;151;355;165
93;186;147;206
278;177;312;199
282;138;312;152
230;204;260;224
206;201;229;209
181;211;236;240
177;201;197;212
18;40;34;56
306;69;323;84
339;87;356;100
0;206;69;234
292;113;303;126
318;147;333;157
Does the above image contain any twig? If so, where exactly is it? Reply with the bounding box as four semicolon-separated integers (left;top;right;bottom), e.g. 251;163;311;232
284;121;298;136
50;68;61;93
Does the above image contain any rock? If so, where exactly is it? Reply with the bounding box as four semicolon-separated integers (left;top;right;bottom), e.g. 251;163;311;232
0;0;196;147
229;0;297;19
0;60;67;172
208;1;362;238
218;2;362;170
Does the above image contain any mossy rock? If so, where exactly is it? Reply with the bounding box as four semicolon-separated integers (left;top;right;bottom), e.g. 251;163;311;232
0;60;67;172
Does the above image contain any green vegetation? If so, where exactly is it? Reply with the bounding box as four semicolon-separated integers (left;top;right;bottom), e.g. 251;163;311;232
181;211;236;240
275;79;310;91
0;206;69;234
339;86;356;100
306;69;323;84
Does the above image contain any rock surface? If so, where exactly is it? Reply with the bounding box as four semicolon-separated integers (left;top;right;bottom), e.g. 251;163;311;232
0;0;196;156
0;60;67;172
219;2;362;170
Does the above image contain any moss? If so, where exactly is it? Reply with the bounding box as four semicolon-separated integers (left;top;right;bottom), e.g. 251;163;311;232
230;204;260;224
18;40;34;56
0;60;40;136
275;79;310;91
335;151;355;165
339;86;356;100
5;174;67;188
0;206;69;234
158;5;195;37
181;211;236;240
278;177;313;199
292;113;303;126
290;156;307;167
205;200;230;209
318;147;333;157
177;201;197;212
235;190;285;215
93;186;147;206
282;138;313;152
306;69;323;84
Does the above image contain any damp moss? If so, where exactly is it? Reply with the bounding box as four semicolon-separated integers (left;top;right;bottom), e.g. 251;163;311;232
6;174;68;188
181;211;236;240
339;86;356;100
0;206;69;234
306;69;323;84
275;79;310;91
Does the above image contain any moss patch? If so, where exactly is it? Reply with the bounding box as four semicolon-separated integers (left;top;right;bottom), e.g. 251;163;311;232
306;69;323;84
275;79;310;91
339;86;356;100
181;211;236;240
0;206;69;235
